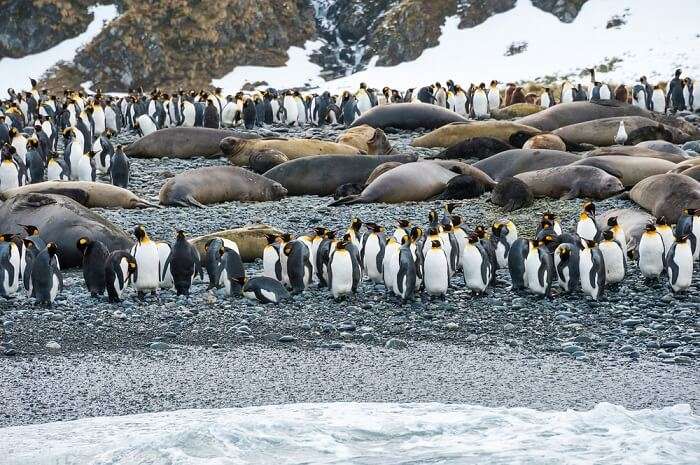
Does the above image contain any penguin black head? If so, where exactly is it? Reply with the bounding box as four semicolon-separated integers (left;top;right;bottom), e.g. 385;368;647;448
490;80;498;86
582;202;596;216
9;127;18;137
491;222;504;236
0;233;16;242
443;223;453;232
397;219;411;228
644;223;656;233
410;227;423;241
87;150;95;158
326;231;336;240
675;69;682;77
430;240;442;249
76;237;90;253
400;235;411;246
444;202;458;214
467;233;479;244
350;218;362;232
133;225;147;241
479;83;486;90
176;230;186;240
46;242;58;256
656;216;669;226
602;230;613;241
127;259;138;276
335;240;348;250
366;223;383;233
428;227;439;237
474;225;486;239
313;227;328;237
428;209;438;224
683;208;698;216
283;242;294;256
541;235;556;246
558;245;570;260
360;82;367;90
607;216;618;227
451;216;462;227
19;224;39;236
280;233;292;243
583;239;597;248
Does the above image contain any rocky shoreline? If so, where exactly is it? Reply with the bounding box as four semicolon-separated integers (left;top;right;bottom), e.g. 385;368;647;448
1;124;699;427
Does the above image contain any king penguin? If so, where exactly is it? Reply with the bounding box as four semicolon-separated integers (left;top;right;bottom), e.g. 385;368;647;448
328;239;361;300
638;223;666;278
579;240;606;300
105;251;137;303
576;202;598;241
666;235;693;293
525;239;553;297
76;237;109;297
170;230;203;296
130;225;161;297
462;233;493;294
361;223;386;284
423;240;449;299
31;242;62;307
599;230;626;284
554;242;580;293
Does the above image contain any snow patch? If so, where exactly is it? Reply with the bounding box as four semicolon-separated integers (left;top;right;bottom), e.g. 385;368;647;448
0;4;119;99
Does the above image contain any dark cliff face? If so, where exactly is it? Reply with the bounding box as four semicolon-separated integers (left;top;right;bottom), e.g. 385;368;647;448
0;0;95;59
22;0;589;92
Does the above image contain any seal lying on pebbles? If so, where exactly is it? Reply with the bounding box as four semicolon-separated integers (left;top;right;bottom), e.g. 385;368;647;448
349;102;467;130
490;177;534;212
330;161;493;205
0;181;157;209
552;116;691;146
429;137;515;160
436;174;489;200
490;103;542;120
124;127;258;158
636;140;689;156
515;165;625;200
411;121;541;148
0;193;132;268
629;173;700;223
517;100;649;131
247;149;289;174
473;149;581;181
365;162;402;185
190;224;283;262
669;158;700;173
221;136;362;166
263;154;417;196
522;134;567;151
572;156;677;188
159;166;287;207
584;146;688;163
335;125;394;154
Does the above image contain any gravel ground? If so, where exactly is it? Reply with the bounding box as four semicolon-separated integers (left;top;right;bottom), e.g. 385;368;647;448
1;342;698;428
1;122;699;427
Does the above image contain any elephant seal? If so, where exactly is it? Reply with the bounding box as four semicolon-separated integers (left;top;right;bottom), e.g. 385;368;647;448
330;161;461;205
584;146;689;163
572;155;676;188
349;102;467;130
630;173;700;223
669;158;700;173
517;100;649;131
248;149;289;174
159;166;287;207
553;116;690;146
436;174;488;200
221;137;362;166
190;224;283;263
411;121;541;148
490;103;542;120
635;140;687;156
365;162;402;185
473;149;581;181
522;134;567;151
596;208;655;254
263;154;418;196
0;181;157;209
124;127;259;159
515;165;625;200
490;176;534;212
424;160;496;188
0;193;132;268
679;165;700;182
336;125;394;154
429;137;514;160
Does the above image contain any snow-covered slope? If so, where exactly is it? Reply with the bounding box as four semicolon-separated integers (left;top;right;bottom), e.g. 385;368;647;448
0;5;118;98
213;0;700;94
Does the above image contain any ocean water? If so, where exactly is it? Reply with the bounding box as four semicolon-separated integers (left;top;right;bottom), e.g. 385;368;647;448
1;402;698;465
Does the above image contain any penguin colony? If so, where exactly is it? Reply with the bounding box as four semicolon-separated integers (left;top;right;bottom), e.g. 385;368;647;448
2;201;698;306
0;68;699;307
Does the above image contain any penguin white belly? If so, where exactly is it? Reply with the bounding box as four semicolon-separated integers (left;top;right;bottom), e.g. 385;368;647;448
600;243;625;283
219;267;232;295
495;242;508;269
182;104;196;127
454;95;467;116
540;93;550;109
284;97;298;125
131;242;160;291
93;112;105;137
263;247;280;280
271;100;280;123
330;252;353;298
438;233;454;275
392;229;408;243
1;245;21;295
576;218;597;241
447;94;456;112
612;230;627;250
657;228;674;254
93;140;110;174
221;103;238;127
75;156;93;182
652;91;666;113
279;249;290;286
383;246;399;291
472;94;489;118
555;256;572;291
105;108;117;132
525;253;546;295
68;144;83;179
599;85;611;100
242;289;257;301
49;273;60;303
363;237;382;283
136;115;157;136
47;162;63;181
693;87;700;111
453;231;467;268
357;94;371;114
0;163;20;192
462;246;488;292
260;288;278;303
157;243;173;289
423;251;448;296
296;100;306;124
561;88;573;104
638;235;665;277
669;245;693;292
487;91;500;111
635;91;646;110
115;257;130;297
41;121;53;140
691;218;700;260
579;250;599;299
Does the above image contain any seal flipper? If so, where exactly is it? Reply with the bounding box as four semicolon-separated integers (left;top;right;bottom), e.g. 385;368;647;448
560;187;580;201
185;196;206;209
328;195;366;207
